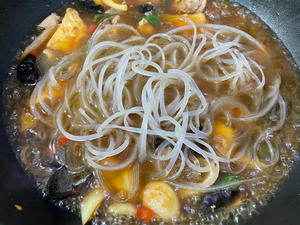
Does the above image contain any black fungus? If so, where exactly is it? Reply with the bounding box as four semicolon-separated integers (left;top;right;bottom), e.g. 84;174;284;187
47;166;76;199
136;3;157;14
17;54;40;84
198;124;203;131
201;190;238;212
47;166;93;199
79;0;103;14
153;137;164;149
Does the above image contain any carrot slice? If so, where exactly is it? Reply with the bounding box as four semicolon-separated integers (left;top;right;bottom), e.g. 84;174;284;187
59;136;69;145
30;51;39;56
88;24;97;34
136;206;155;223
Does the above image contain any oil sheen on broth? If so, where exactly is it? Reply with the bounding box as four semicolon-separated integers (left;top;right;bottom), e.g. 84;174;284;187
3;0;300;224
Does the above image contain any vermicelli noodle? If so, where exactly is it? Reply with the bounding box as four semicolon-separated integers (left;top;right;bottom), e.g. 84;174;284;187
26;20;287;192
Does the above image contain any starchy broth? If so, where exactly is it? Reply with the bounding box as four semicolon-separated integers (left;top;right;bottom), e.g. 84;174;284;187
3;0;300;224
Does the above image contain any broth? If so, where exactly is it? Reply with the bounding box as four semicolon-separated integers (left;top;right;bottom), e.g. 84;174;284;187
3;0;300;224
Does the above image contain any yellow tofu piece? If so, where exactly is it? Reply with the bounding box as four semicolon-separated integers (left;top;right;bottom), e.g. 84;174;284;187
137;19;155;36
213;123;257;169
111;168;132;191
81;188;105;225
102;167;134;198
20;112;35;132
214;123;234;154
107;203;137;216
47;8;88;53
162;13;206;27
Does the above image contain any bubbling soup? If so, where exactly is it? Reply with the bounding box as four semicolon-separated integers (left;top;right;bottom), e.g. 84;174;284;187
3;0;300;224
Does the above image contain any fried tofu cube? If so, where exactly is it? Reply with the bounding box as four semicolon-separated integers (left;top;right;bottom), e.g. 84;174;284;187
142;181;180;220
47;8;88;53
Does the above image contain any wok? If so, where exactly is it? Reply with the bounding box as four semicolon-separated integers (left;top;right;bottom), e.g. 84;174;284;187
0;0;299;225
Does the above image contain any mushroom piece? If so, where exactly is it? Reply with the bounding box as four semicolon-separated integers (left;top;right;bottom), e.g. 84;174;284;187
47;166;93;199
173;0;207;14
21;13;60;59
39;13;60;29
47;166;76;199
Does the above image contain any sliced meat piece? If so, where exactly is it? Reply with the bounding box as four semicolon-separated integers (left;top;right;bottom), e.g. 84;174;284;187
21;27;57;59
173;0;207;14
21;13;60;59
39;13;60;29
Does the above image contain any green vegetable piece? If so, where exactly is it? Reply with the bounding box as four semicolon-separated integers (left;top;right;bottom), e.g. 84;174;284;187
134;15;144;22
94;14;103;23
258;143;271;160
144;14;160;27
218;175;241;190
94;14;111;23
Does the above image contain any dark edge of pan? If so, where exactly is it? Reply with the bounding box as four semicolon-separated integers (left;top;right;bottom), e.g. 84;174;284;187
0;0;299;225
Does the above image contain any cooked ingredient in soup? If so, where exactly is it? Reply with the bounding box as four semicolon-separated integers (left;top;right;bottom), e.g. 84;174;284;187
3;0;300;224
